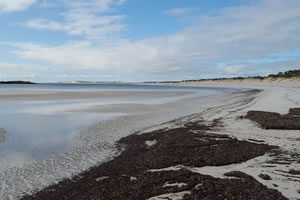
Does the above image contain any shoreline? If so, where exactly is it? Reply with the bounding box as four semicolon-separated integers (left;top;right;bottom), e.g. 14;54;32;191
21;86;300;199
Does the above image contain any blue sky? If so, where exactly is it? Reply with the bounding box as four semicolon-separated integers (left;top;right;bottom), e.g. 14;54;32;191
0;0;300;82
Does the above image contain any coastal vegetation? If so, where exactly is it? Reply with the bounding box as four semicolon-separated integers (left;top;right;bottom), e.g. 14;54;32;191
144;69;300;84
267;70;300;78
181;69;300;83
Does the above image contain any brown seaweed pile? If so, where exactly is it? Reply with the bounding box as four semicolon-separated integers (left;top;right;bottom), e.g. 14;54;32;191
245;108;300;130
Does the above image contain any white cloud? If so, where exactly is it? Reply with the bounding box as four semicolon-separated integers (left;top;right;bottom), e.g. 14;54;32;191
27;15;126;40
0;0;36;12
26;0;126;40
163;7;197;16
63;0;125;13
9;0;300;80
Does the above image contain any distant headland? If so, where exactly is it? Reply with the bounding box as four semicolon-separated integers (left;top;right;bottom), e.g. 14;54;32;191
0;81;36;84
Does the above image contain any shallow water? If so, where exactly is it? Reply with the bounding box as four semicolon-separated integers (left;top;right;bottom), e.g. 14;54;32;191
0;83;235;199
0;112;121;169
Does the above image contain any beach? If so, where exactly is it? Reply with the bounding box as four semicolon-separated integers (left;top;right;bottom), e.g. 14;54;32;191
2;0;300;199
0;82;299;199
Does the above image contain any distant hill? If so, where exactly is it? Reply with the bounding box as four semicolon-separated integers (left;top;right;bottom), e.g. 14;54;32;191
0;81;36;84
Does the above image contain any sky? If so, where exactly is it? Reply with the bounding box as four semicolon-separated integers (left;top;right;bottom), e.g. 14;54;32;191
0;0;300;82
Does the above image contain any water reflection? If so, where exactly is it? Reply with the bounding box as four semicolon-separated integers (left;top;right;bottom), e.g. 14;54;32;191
0;109;121;170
